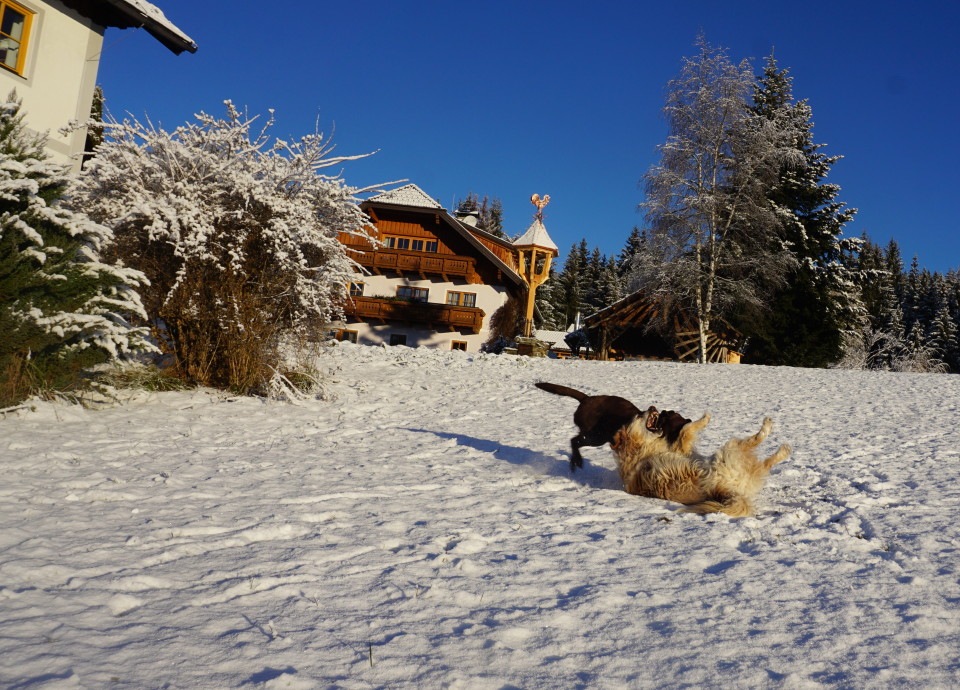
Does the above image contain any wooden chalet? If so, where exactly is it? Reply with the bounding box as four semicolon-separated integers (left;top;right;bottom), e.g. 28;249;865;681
584;291;745;363
334;184;557;352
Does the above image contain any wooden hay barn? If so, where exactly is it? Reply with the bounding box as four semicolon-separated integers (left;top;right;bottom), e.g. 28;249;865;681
584;291;744;363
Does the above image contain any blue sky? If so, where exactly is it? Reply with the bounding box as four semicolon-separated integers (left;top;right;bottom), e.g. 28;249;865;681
97;0;959;272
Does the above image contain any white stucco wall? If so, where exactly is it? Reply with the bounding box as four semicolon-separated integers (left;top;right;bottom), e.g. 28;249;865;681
0;0;102;172
345;274;512;351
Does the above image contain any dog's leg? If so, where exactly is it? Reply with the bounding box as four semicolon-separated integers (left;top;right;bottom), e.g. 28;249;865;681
735;417;774;451
674;414;710;455
762;444;791;470
569;436;586;471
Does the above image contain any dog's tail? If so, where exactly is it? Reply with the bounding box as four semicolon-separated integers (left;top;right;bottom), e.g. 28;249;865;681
680;494;754;518
535;381;589;401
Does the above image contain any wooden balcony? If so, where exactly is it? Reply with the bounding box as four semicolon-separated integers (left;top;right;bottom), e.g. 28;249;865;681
343;296;486;333
345;244;479;283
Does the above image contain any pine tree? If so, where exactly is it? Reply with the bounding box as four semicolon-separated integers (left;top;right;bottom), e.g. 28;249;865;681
738;54;860;367
929;300;958;368
583;247;605;312
82;85;104;168
884;239;904;303
598;257;625;309
455;192;505;237
0;92;152;406
618;226;646;277
549;240;589;329
533;264;562;330
483;197;505;238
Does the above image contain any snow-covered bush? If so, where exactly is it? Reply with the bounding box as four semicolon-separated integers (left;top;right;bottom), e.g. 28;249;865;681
71;102;376;392
835;326;948;374
0;92;152;407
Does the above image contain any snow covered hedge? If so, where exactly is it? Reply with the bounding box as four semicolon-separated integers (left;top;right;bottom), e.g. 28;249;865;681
0;93;152;407
71;102;376;392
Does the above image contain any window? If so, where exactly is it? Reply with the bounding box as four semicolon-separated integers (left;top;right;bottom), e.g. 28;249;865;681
389;333;407;346
0;1;32;76
349;281;364;297
446;291;477;308
451;341;467;351
384;236;437;253
384;236;410;250
326;329;358;343
397;286;428;302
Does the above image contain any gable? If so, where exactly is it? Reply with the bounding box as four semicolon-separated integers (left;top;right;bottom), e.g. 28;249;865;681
367;183;441;209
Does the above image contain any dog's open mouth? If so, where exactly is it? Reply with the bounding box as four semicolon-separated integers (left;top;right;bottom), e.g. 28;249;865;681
644;407;660;431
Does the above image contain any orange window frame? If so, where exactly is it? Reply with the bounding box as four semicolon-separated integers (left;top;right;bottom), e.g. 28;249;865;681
0;0;33;76
446;291;477;308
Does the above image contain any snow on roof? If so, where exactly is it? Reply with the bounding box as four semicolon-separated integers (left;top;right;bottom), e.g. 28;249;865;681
513;218;558;252
368;183;442;209
98;0;196;53
534;329;572;349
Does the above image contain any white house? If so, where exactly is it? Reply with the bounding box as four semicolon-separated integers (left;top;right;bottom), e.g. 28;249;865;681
334;184;558;352
0;0;195;171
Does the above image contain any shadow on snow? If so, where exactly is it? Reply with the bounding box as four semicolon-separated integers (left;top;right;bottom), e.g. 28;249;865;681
404;428;622;491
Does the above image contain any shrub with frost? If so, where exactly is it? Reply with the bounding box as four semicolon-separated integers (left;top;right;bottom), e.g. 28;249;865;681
835;326;947;374
71;102;376;392
0;92;152;407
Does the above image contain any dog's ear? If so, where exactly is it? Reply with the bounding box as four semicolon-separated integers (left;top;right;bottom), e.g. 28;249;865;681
660;411;692;446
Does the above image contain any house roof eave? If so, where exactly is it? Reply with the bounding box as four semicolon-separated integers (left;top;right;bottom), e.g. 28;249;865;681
67;0;197;54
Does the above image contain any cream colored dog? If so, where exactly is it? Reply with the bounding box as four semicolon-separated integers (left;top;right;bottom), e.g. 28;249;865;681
610;409;790;517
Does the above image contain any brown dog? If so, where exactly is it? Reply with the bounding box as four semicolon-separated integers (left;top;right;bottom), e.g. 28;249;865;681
534;382;690;472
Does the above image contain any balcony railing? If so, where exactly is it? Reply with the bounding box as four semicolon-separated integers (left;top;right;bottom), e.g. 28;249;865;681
344;244;478;282
343;296;485;333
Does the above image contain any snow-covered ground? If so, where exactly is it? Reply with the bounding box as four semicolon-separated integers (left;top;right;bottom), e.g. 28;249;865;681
2;342;960;689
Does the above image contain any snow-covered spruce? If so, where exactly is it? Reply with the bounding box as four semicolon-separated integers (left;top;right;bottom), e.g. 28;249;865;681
70;102;378;392
0;92;152;406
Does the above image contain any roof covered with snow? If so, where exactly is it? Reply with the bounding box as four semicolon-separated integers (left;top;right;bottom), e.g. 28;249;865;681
367;183;442;209
63;0;197;54
513;218;558;253
533;329;572;349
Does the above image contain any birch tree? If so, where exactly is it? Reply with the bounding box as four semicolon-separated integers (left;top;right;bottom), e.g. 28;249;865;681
634;37;798;362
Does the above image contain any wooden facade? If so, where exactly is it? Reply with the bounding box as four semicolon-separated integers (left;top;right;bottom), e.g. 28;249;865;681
343;296;485;333
334;184;530;351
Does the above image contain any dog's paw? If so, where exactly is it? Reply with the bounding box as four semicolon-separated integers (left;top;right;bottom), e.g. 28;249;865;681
690;413;710;428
